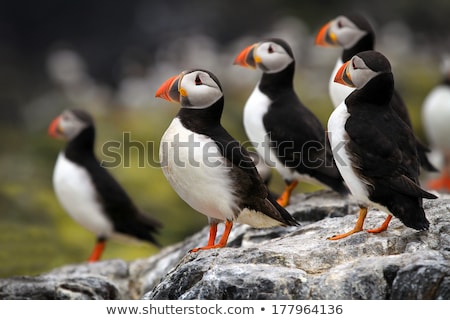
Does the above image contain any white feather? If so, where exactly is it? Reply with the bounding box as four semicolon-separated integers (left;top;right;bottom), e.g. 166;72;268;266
53;152;114;238
160;118;239;222
422;85;450;151
160;118;285;228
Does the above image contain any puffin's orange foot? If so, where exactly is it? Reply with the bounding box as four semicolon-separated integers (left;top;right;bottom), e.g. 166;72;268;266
328;227;364;240
328;207;368;240
366;215;392;234
427;175;450;192
189;243;227;253
276;180;299;207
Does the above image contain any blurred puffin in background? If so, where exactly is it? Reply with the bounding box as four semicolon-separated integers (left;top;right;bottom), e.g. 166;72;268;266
422;56;450;192
49;109;161;262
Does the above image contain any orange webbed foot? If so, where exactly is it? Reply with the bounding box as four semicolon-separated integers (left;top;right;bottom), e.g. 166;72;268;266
328;207;368;240
366;215;392;234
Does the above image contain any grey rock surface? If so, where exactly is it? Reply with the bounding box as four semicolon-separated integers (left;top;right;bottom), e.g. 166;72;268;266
1;190;449;300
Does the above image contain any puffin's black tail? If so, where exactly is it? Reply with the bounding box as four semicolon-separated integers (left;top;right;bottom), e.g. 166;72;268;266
267;193;299;227
391;199;430;231
117;212;163;247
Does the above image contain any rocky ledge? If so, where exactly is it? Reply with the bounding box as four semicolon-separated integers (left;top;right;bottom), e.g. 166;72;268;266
1;190;449;299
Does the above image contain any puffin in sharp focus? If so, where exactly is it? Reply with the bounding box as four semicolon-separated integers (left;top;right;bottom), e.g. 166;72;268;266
327;50;437;240
49;109;161;261
234;38;348;207
422;56;450;191
315;13;437;172
155;69;298;252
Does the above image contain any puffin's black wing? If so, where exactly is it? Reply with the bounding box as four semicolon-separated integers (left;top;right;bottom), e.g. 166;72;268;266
391;90;437;172
209;126;298;226
345;107;436;200
263;92;346;191
81;155;162;244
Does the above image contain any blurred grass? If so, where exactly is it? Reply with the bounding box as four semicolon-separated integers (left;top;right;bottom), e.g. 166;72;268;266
0;51;440;278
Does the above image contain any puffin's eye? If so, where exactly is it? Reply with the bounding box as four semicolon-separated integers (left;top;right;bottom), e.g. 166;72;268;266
268;45;274;54
337;20;343;28
195;74;202;85
352;60;357;69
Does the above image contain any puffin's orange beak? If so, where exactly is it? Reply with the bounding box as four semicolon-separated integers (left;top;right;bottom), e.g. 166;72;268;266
155;75;181;102
48;115;63;139
334;60;354;87
315;21;337;47
233;43;258;69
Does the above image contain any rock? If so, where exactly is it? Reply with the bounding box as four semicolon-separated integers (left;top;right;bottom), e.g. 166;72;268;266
1;190;449;299
0;259;127;299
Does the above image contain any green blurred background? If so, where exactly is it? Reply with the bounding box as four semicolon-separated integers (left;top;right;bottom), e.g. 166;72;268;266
1;0;449;278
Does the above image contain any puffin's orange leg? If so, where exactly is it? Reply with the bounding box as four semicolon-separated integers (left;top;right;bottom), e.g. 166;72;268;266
207;223;218;246
328;207;368;240
367;215;393;233
190;220;233;253
88;239;106;262
277;180;299;207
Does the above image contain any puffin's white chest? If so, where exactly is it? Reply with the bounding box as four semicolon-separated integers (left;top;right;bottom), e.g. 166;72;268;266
243;85;294;180
53;153;113;238
243;85;271;156
329;59;356;108
327;103;369;202
159;118;238;221
422;85;450;151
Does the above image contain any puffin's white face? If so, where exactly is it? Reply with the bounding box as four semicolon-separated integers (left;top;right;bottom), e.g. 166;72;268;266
58;110;90;140
329;16;368;49
254;41;293;74
346;55;381;89
179;70;223;109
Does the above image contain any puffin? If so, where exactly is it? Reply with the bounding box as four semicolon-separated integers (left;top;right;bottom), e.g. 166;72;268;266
49;109;161;261
422;56;450;191
155;69;298;252
233;38;348;207
327;50;437;240
315;13;437;173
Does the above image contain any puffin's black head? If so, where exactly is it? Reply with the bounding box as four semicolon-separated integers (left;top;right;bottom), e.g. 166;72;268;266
156;69;223;110
346;13;374;35
315;13;374;50
334;50;391;89
48;109;94;141
234;38;294;74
